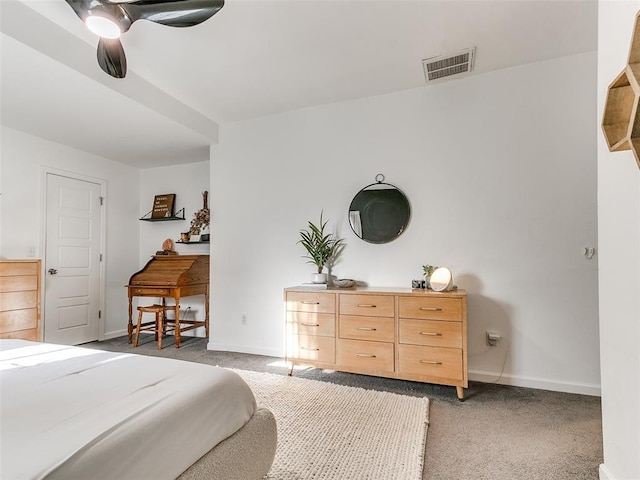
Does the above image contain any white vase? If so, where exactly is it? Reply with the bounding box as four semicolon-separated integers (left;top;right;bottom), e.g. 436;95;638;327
200;225;210;242
311;273;328;284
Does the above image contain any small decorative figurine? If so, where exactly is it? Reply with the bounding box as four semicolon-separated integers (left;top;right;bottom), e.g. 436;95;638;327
156;238;177;255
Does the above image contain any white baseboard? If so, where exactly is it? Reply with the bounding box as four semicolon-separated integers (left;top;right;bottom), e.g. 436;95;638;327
103;329;127;340
599;464;617;480
469;369;601;396
207;342;282;358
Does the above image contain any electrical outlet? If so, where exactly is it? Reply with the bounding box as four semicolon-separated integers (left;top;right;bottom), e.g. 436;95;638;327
241;314;247;325
486;331;501;347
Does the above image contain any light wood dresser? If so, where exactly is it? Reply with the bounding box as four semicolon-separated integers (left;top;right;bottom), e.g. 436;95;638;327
285;286;468;399
0;260;42;341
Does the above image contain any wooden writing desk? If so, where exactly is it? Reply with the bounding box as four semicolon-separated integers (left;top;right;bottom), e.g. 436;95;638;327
126;255;209;347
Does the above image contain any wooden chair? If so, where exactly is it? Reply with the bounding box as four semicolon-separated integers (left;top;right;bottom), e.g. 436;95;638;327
134;304;174;350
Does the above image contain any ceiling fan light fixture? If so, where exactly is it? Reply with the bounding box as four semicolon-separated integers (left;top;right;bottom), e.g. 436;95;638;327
64;0;225;78
85;13;122;39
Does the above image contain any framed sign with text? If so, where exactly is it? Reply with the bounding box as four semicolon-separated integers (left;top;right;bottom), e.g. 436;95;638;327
151;194;176;218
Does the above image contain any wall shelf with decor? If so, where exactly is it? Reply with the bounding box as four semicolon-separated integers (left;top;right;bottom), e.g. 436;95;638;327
176;240;210;244
602;9;640;170
140;207;186;222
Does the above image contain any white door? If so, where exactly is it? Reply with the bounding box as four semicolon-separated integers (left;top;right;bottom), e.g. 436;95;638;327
44;173;102;344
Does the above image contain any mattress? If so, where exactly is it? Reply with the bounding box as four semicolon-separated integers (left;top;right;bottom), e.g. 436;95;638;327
0;339;257;480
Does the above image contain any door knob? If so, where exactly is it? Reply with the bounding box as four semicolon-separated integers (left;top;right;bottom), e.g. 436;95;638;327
48;268;58;275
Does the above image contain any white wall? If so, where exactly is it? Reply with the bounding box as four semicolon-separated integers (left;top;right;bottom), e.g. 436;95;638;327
134;161;210;337
0;126;139;339
210;52;600;395
597;2;640;480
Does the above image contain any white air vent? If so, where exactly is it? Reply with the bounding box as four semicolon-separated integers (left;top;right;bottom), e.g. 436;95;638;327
422;47;476;83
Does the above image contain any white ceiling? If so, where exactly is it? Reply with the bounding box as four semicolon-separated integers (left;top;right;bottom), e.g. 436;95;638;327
1;0;598;168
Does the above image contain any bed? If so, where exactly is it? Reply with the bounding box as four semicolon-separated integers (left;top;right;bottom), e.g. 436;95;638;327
0;339;277;480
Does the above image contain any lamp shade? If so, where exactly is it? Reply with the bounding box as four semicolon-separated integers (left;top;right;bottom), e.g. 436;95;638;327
430;267;453;292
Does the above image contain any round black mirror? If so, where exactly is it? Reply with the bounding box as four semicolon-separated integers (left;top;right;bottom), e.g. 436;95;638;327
348;175;411;244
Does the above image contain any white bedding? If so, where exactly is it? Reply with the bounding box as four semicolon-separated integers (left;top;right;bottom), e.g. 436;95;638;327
0;340;257;480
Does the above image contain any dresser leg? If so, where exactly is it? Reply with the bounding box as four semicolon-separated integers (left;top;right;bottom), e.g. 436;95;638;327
288;362;294;376
456;386;465;401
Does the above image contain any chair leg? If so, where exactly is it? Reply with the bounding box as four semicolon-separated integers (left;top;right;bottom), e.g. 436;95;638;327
134;310;143;347
156;311;163;350
162;309;167;335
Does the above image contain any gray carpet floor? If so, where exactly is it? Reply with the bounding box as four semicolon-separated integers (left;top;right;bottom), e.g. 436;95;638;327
85;335;603;480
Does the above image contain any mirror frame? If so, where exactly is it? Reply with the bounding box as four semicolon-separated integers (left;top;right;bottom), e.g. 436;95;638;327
348;175;411;244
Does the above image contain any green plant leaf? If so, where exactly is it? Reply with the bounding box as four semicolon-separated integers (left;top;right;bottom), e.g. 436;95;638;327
298;211;344;273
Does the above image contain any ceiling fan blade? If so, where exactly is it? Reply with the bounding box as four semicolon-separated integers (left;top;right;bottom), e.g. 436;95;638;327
97;38;127;79
64;0;92;21
122;0;224;28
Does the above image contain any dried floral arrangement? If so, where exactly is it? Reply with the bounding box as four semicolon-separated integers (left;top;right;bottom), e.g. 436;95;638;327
190;191;210;234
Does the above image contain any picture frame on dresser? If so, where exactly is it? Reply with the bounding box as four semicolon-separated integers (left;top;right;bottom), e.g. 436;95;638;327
285;286;468;400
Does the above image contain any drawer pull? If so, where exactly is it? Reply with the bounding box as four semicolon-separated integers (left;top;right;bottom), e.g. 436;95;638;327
419;307;443;311
357;327;377;331
420;360;443;365
420;331;442;336
357;304;377;308
355;353;377;358
301;323;320;327
301;301;320;305
301;347;320;351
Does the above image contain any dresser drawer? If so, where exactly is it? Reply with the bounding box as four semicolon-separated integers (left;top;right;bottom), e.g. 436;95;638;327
0;291;38;312
288;334;335;363
398;344;463;381
286;292;335;314
339;294;394;317
0;329;39;341
0;262;39;276
129;287;171;297
399;319;462;348
339;315;394;342
287;311;335;337
0;309;38;334
398;296;462;321
0;275;38;293
337;338;394;373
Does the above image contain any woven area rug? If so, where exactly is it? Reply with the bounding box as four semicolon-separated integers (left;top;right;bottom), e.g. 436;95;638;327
232;369;429;480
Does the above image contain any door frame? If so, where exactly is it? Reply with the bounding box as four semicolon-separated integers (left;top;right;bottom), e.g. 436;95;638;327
40;166;107;341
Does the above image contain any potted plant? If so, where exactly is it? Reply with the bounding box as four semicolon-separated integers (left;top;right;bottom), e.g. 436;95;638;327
299;212;344;284
422;264;439;289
